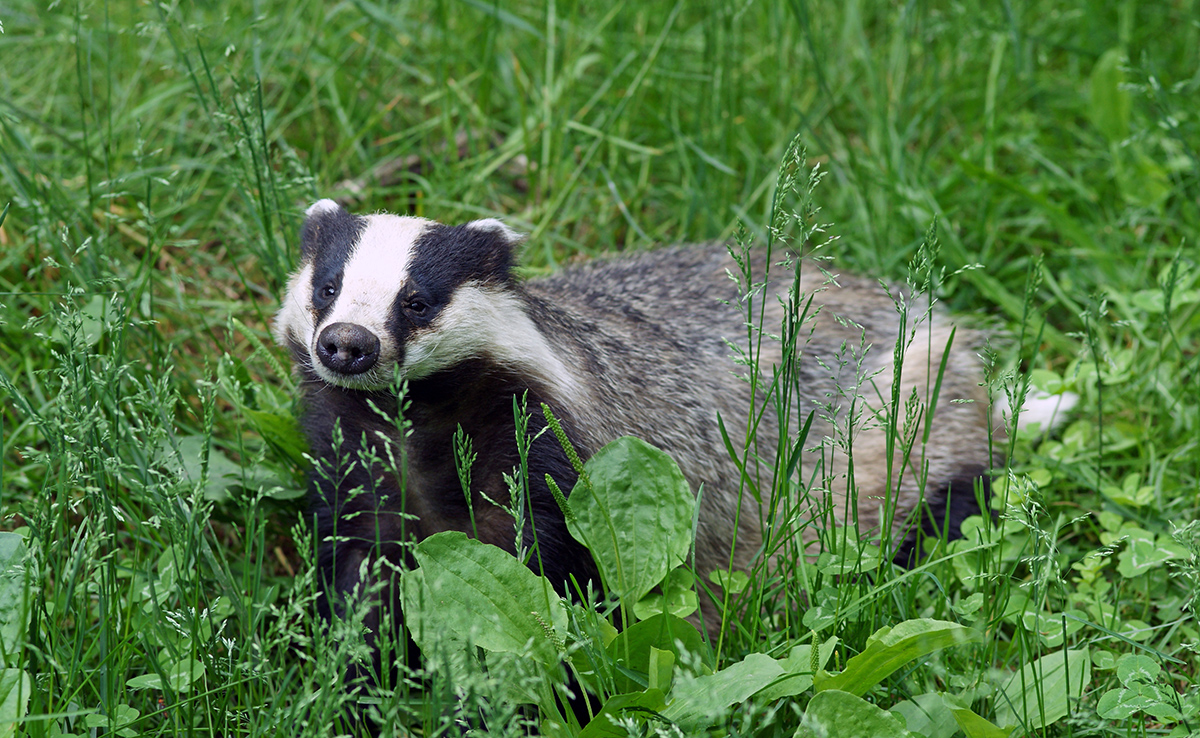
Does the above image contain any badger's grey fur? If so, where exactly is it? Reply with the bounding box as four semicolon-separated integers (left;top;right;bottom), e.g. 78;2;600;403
274;199;993;652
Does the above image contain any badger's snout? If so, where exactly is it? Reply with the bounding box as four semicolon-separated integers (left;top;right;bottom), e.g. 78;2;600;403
316;322;380;376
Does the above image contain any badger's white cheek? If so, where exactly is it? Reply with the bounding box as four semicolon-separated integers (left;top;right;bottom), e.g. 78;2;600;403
273;264;316;349
400;306;487;379
401;328;460;379
400;286;539;379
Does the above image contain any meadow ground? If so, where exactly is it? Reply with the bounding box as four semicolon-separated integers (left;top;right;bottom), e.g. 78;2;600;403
1;1;1198;736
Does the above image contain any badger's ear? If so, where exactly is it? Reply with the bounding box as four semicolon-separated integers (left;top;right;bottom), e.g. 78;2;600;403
300;199;358;260
464;218;526;247
449;218;525;280
305;198;343;218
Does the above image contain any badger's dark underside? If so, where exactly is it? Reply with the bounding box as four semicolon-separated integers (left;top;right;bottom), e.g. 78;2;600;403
300;359;599;688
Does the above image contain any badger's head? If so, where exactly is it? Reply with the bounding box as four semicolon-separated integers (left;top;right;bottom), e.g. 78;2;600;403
273;199;536;391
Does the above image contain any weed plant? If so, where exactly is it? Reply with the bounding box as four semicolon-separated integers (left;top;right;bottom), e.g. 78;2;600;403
1;1;1199;736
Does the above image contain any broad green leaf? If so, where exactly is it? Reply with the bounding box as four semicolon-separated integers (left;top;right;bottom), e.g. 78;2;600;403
576;689;667;738
1028;369;1072;395
1091;650;1117;670
478;649;569;709
52;295;107;346
947;538;993;591
0;670;31;738
566;437;695;603
0;534;30;668
952;592;984;617
1118;618;1153;642
663;653;785;729
794;690;914;738
999;592;1034;626
1101;473;1155;508
632;587;698;620
942;694;1010;738
139;544;187;610
633;569;698;620
994;648;1091;731
1129;289;1167;314
166;657;206;692
803;603;839;631
1089;48;1130;142
1145;696;1185;722
402;532;567;665
815;620;981;696
755;637;838;701
604;612;710;694
951;711;1010;738
647;646;674;691
891;693;960;738
156;544;182;590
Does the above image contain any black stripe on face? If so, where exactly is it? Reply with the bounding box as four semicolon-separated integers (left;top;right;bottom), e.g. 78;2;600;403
386;222;518;335
301;204;367;322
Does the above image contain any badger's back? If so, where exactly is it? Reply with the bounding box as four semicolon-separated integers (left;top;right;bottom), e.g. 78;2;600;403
521;243;990;575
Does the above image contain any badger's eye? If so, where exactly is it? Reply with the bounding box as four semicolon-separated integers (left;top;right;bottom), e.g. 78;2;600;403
407;298;429;317
312;279;340;308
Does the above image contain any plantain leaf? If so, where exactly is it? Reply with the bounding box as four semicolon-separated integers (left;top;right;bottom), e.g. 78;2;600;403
603;612;710;695
794;690;914;738
576;689;667;738
942;694;1011;738
663;653;785;729
402;532;568;665
755;637;838;701
815;619;981;696
0;669;31;738
565;436;695;604
994;647;1091;731
890;692;960;738
0;534;30;669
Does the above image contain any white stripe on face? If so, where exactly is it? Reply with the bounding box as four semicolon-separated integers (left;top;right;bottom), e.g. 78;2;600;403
310;213;431;388
403;283;583;404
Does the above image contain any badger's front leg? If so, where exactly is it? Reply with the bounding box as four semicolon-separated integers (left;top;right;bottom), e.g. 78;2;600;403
311;469;416;699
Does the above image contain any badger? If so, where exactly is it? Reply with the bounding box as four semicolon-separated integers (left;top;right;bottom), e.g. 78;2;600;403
273;199;997;658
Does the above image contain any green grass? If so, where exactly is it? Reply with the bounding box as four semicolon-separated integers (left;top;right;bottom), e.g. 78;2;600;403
1;0;1199;735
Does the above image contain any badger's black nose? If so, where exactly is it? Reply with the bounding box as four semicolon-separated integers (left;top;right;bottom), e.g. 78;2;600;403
316;322;380;375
